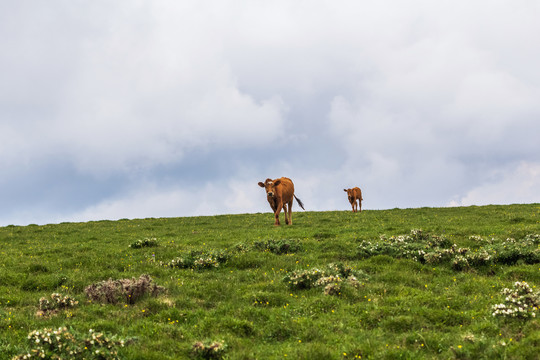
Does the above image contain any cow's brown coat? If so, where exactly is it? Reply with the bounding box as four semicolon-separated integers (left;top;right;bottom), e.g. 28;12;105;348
258;177;304;225
344;187;363;212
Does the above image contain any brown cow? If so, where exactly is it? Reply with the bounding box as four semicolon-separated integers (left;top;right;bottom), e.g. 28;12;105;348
258;177;305;225
344;187;363;212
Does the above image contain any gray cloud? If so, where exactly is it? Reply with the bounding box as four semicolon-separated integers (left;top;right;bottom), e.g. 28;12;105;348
1;1;539;225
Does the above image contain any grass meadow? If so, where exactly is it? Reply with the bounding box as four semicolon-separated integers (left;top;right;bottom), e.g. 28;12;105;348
1;204;539;359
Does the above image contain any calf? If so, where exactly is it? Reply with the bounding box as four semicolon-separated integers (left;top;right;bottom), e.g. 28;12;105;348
344;187;363;212
258;177;305;225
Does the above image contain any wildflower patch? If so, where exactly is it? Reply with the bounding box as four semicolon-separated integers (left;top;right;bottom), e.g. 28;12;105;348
191;339;228;360
284;262;366;295
12;327;126;360
357;230;540;271
252;238;302;255
129;237;159;249
357;229;450;261
37;293;78;316
233;238;303;255
492;281;540;319
162;249;230;270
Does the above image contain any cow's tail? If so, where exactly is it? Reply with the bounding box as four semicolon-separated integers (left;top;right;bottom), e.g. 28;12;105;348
294;195;305;210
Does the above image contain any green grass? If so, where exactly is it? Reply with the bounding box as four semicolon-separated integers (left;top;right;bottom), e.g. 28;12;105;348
1;204;539;359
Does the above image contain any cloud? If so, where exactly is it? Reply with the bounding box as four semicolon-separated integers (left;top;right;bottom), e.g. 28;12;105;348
322;2;540;209
1;1;539;225
63;178;269;223
1;1;287;175
449;161;540;207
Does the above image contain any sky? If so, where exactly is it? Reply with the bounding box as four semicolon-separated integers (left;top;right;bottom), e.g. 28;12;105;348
1;0;539;226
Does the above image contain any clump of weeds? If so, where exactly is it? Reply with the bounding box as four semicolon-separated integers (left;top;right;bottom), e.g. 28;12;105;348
84;274;165;305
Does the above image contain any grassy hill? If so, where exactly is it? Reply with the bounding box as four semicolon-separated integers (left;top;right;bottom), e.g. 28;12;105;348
1;204;539;359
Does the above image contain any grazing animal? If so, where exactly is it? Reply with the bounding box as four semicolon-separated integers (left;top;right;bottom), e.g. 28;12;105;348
258;177;305;226
344;187;363;213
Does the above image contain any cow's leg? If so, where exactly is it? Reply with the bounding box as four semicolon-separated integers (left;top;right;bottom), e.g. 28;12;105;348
274;211;281;225
287;200;293;225
351;201;355;213
358;199;362;212
269;199;279;225
283;203;289;225
274;201;282;226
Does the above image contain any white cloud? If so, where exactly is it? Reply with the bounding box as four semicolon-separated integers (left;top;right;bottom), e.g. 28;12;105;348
322;1;540;210
1;1;288;175
449;161;540;207
1;1;540;225
63;178;270;223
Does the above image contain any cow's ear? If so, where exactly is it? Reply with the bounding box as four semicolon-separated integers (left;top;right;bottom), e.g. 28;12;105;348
343;189;347;192
274;179;281;186
258;182;265;188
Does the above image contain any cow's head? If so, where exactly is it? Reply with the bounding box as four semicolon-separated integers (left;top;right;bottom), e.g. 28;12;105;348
259;178;281;197
344;188;354;201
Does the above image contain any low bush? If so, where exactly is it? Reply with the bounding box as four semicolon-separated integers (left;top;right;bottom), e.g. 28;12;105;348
284;268;326;290
493;238;540;265
162;250;230;270
191;340;227;360
129;237;158;249
452;255;470;271
357;230;443;260
12;327;125;360
492;281;540;319
84;274;165;305
284;262;366;295
252;238;302;255
38;293;78;313
358;230;540;271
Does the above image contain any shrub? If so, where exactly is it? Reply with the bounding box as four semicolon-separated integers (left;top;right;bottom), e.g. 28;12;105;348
129;237;158;249
409;229;428;241
428;234;452;248
314;274;346;296
423;251;443;264
323;283;342;296
191;340;227;360
326;262;355;278
357;240;385;258
465;250;494;267
162;250;230;270
284;268;326;290
38;293;78;313
346;275;361;289
315;275;343;288
492;239;540;265
492;281;540;319
12;327;125;360
468;235;492;244
524;234;540;244
452;255;469;271
233;242;251;253
84;274;165;305
253;238;302;255
358;230;447;261
284;262;366;293
359;231;540;271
